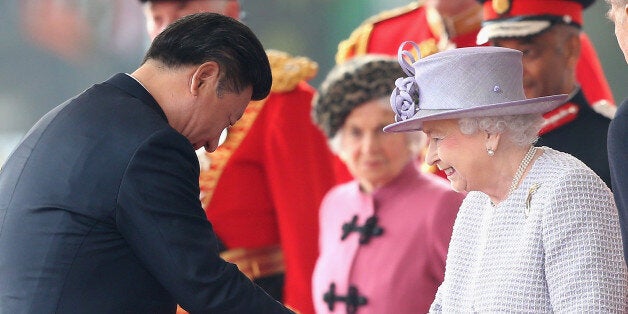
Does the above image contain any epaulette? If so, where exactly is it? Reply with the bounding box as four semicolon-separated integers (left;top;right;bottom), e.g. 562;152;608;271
336;1;424;64
267;49;318;93
591;99;617;119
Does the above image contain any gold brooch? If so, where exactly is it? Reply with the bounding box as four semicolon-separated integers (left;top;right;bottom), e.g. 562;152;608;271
525;183;540;217
492;0;511;15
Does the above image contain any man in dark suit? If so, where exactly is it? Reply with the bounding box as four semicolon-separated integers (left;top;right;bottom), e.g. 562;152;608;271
605;0;628;263
140;2;341;313
0;13;293;313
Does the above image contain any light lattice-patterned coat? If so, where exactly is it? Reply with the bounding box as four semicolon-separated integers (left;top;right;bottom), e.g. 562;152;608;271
431;147;627;313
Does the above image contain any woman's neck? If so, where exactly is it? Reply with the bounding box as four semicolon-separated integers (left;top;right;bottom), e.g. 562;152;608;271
485;145;539;206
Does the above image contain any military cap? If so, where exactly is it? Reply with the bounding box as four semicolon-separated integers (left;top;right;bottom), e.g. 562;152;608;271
476;0;595;44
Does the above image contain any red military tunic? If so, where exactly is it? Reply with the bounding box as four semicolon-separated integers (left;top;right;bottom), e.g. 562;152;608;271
198;51;338;314
336;2;482;63
336;1;615;112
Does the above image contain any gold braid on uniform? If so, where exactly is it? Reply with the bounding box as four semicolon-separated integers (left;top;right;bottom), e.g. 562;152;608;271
198;50;317;209
335;1;423;64
267;49;318;93
198;98;268;209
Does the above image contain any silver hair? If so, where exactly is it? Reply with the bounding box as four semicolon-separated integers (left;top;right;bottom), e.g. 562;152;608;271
458;114;543;146
607;0;628;7
606;0;628;21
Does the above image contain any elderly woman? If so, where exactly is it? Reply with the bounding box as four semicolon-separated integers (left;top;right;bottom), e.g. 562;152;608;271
310;56;465;314
385;42;627;312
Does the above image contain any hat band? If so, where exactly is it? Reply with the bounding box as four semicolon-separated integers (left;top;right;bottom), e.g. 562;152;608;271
483;0;583;26
476;15;581;44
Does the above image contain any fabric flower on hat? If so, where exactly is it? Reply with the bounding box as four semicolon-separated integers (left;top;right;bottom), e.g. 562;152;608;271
391;76;419;122
390;41;423;122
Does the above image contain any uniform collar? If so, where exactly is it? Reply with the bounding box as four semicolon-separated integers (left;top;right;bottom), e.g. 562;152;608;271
539;86;586;135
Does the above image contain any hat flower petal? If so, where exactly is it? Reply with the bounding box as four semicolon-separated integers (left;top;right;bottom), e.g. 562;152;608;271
390;40;423;122
391;76;419;122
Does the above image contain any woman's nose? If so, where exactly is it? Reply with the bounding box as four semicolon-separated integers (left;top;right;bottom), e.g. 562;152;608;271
424;140;438;166
361;132;381;153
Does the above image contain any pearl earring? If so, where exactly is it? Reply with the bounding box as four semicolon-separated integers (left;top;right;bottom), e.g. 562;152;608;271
487;148;495;156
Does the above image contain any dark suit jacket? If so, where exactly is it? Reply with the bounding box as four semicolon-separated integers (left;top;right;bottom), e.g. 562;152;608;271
608;98;628;263
0;74;292;313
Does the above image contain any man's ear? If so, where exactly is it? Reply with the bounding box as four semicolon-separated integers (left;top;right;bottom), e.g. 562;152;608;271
190;61;220;96
565;31;581;68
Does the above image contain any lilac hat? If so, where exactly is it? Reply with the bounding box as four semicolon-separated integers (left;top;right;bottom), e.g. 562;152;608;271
383;42;568;132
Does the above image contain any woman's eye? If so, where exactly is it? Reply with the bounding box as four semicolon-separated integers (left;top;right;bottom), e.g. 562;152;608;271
349;129;362;138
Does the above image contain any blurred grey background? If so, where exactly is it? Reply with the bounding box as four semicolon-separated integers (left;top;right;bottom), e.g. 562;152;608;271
1;0;626;163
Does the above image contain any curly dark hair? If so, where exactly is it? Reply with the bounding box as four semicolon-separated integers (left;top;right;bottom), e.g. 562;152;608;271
312;55;404;139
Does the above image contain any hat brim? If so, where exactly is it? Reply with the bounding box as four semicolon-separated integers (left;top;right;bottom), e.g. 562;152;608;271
383;94;568;132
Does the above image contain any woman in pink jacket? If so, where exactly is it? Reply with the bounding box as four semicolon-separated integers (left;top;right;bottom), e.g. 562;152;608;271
311;55;465;314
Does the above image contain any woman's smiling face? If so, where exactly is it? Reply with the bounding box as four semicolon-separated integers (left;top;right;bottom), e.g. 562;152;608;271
338;99;414;192
422;119;491;193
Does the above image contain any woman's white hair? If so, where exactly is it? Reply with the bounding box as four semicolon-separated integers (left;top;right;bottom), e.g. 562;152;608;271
458;114;544;146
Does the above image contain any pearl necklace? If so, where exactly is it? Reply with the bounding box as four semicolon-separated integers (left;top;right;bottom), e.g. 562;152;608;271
508;145;537;197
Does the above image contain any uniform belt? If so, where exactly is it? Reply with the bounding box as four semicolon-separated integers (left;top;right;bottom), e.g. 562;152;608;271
220;244;285;280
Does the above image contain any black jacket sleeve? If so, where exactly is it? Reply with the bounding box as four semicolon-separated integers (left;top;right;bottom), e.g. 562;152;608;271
117;129;293;313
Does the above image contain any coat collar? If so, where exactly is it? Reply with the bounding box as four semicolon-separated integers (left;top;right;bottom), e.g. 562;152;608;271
354;162;421;201
104;73;168;123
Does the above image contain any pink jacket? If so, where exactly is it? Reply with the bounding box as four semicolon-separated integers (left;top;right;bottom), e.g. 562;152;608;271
312;163;464;314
